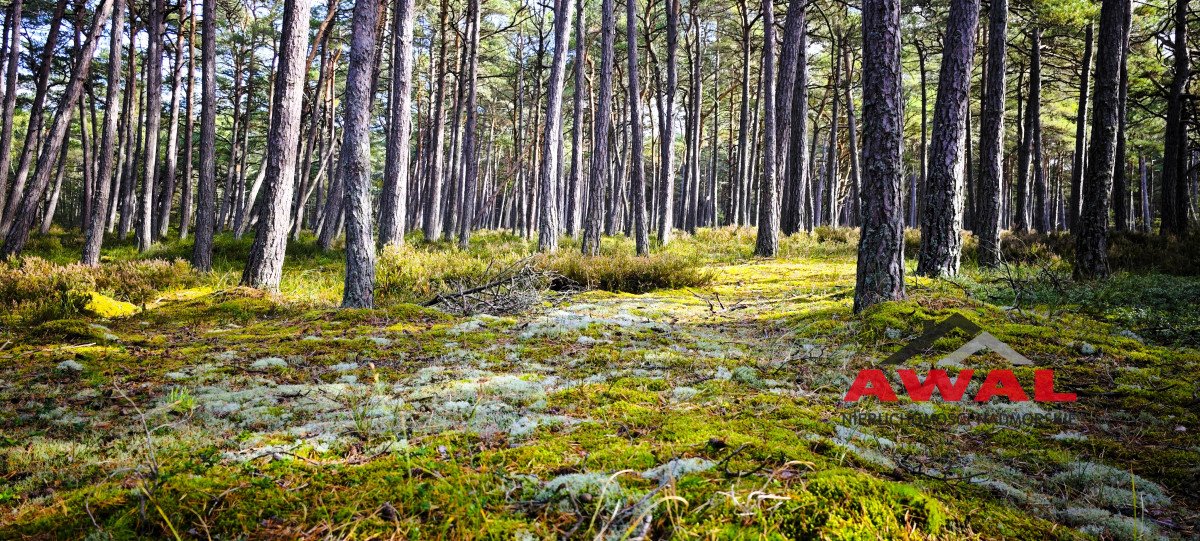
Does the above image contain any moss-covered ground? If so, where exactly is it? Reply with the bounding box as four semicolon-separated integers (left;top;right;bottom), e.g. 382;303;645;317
1;228;1197;539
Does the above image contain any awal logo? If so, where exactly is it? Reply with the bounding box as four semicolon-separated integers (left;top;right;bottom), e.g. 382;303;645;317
844;314;1076;403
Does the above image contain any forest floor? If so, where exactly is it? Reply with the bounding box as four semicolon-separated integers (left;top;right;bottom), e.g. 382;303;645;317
0;228;1198;539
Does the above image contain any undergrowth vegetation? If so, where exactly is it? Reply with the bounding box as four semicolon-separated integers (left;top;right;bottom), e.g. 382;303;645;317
0;227;1197;539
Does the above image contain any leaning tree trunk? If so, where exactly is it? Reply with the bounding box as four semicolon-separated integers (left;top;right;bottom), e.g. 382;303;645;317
536;0;573;252
138;0;164;252
853;0;906;313
753;0;778;257
378;0;415;247
240;0;311;290
339;0;382;308
582;0;616;256
917;0;980;277
0;0;22;218
82;0;125;266
0;0;113;259
0;0;66;232
977;0;1007;267
1160;0;1189;236
191;0;219;271
1075;0;1129;279
1068;24;1093;231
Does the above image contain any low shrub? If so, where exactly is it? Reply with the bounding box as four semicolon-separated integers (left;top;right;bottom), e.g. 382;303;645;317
0;257;196;324
538;251;713;293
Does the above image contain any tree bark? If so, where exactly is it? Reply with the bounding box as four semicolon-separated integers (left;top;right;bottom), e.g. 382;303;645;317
977;0;1007;266
1160;0;1189;236
582;0;616;256
0;0;21;218
1068;24;1093;231
191;0;219;271
458;0;482;248
138;0;164;251
1075;0;1128;279
916;0;980;277
82;0;125;266
537;0;573;252
655;0;679;243
853;0;905;312
340;0;382;308
0;0;113;258
379;0;416;247
241;0;311;290
0;0;67;232
1112;0;1132;232
753;0;777;256
423;0;450;241
625;0;648;255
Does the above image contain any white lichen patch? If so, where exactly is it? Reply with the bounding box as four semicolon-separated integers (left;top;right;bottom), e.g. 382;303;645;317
250;357;288;370
641;458;714;483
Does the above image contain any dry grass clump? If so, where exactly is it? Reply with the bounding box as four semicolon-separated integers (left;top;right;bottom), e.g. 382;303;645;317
0;257;196;323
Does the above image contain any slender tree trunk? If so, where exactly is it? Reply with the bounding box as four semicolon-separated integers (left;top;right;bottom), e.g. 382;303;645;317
536;0;573;252
40;137;69;234
157;5;186;239
423;0;450;241
916;0;980;277
1112;0;1132;232
458;0;482;248
1068;24;1093;231
1030;30;1047;232
842;44;861;226
1075;0;1128;279
1160;0;1189;236
379;0;416;247
180;2;197;239
0;0;113;258
0;0;67;231
83;0;125;265
340;0;382;308
138;0;164;251
0;0;22;217
655;0;679;243
241;0;311;290
191;0;219;271
582;0;616;256
753;0;777;256
624;0;648;254
853;0;906;312
977;0;1007;266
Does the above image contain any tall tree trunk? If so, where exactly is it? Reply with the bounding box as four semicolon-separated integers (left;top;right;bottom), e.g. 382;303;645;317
977;0;1007;267
564;0;587;237
842;43;861;226
241;0;311;290
655;0;679;243
82;0;125;265
536;0;573;252
138;0;164;251
191;0;219;271
916;0;980;277
0;0;21;217
1075;0;1128;279
340;0;382;308
1068;24;1093;231
775;0;805;235
1112;0;1132;232
0;0;113;258
782;7;810;234
625;0;648;255
180;1;197;239
157;4;186;239
423;0;450;241
379;0;415;247
582;0;616;256
753;0;777;256
1160;0;1189;236
458;0;482;248
0;0;67;231
853;0;905;312
1030;30;1047;232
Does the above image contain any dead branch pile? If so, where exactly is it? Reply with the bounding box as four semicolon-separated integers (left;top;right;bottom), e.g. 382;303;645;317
422;257;571;316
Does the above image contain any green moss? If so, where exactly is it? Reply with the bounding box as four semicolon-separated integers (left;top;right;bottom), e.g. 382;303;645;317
81;290;139;318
